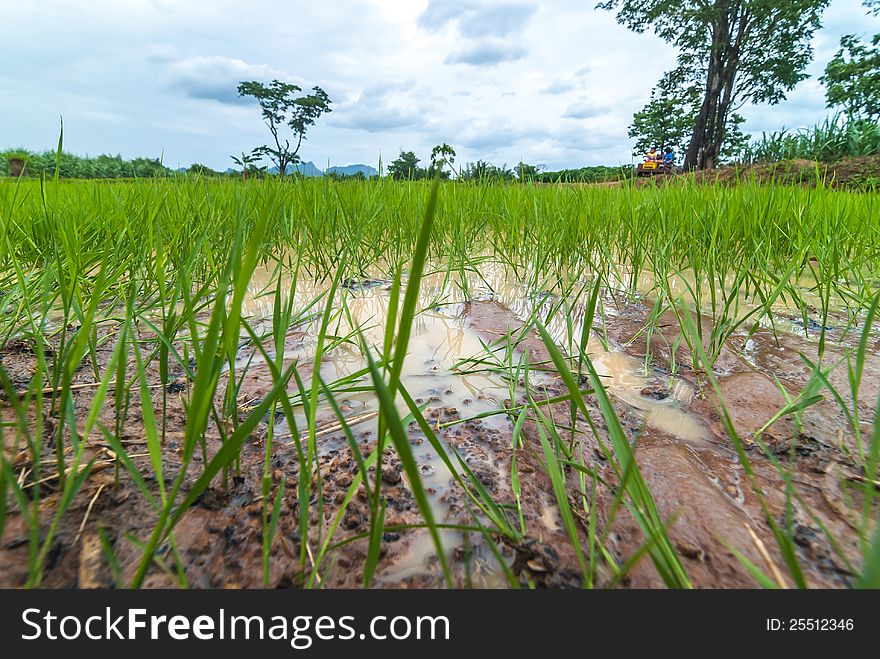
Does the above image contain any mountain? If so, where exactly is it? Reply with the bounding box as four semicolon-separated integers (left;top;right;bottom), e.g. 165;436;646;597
292;161;324;177
179;161;380;177
267;161;323;177
326;164;379;178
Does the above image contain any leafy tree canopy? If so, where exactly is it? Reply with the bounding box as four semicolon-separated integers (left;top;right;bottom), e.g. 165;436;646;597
821;2;880;122
387;151;426;180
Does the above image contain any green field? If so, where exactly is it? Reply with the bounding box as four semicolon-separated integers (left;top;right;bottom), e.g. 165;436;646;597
1;176;878;588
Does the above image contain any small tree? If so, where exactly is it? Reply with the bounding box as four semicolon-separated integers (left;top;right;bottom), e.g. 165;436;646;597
230;151;261;179
237;79;332;177
515;162;542;181
822;34;880;122
629;72;700;159
428;143;457;178
187;163;220;177
388;151;425;180
819;2;880;124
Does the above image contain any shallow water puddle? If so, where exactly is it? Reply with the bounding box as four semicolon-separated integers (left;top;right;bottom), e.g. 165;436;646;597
590;349;708;443
240;266;710;444
235;266;717;580
238;274;521;580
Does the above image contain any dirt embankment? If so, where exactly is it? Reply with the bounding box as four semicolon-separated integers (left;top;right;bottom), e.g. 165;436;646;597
0;298;876;589
635;155;880;190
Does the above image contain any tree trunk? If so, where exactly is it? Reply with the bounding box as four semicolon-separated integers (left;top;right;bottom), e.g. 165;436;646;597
684;43;725;170
708;67;738;166
685;32;726;168
708;7;748;164
684;1;734;171
8;158;26;177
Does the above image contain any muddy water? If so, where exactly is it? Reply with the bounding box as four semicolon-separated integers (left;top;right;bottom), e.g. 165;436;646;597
237;265;713;580
6;254;874;589
605;264;869;342
242;265;710;442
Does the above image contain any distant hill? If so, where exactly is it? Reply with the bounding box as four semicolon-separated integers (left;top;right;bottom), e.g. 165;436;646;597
175;161;379;178
292;161;323;177
267;161;323;177
326;164;379;177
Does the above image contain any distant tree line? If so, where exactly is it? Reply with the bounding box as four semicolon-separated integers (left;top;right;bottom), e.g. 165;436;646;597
2;146;633;183
1;149;173;179
386;149;630;183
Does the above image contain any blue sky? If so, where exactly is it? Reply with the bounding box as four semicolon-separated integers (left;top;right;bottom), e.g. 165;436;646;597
2;0;878;171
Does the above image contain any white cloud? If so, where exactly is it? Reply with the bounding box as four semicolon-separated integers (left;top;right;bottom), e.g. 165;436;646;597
163;55;292;104
445;41;527;66
418;1;536;37
542;81;577;95
562;99;609;120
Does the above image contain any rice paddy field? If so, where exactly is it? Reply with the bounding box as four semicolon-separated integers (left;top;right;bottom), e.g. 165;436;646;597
0;175;878;589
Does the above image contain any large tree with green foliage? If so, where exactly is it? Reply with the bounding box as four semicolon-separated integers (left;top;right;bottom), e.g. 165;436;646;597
237;79;331;177
821;1;880;122
601;0;830;170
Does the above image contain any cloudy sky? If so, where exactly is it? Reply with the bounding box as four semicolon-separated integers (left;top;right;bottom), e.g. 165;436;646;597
2;0;878;171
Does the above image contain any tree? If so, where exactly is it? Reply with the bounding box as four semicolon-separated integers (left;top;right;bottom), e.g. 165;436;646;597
821;2;880;122
628;71;701;160
459;160;514;181
600;0;830;170
388;151;426;180
230;151;262;179
428;143;457;178
237;79;332;177
187;163;220;177
630;70;750;163
822;35;880;122
515;162;542;181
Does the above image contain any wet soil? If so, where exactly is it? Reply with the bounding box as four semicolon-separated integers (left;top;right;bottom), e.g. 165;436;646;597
0;291;876;589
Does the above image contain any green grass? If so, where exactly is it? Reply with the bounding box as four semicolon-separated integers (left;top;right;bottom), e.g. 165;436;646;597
0;174;878;589
740;116;880;164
